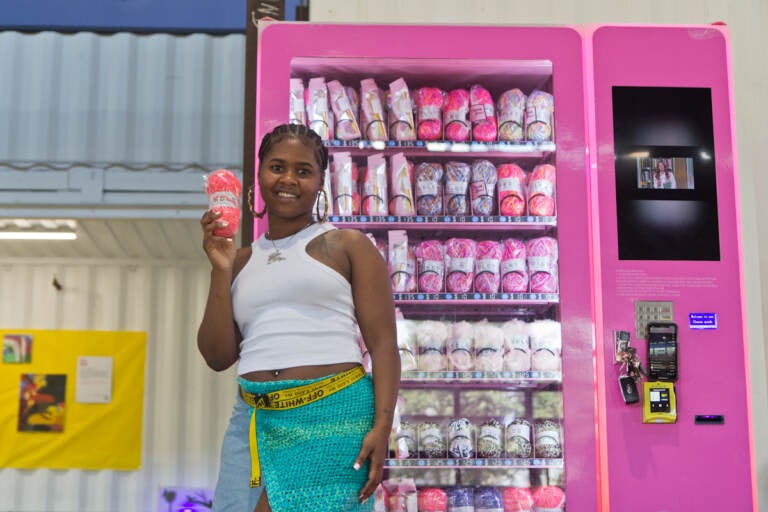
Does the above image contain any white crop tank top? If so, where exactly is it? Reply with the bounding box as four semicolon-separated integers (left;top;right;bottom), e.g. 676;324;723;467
231;222;362;375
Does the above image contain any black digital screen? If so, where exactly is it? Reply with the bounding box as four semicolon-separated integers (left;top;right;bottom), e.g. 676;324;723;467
613;87;720;261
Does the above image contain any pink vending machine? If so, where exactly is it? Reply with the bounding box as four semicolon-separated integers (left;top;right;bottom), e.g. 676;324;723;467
252;20;755;511
589;24;756;511
254;21;597;511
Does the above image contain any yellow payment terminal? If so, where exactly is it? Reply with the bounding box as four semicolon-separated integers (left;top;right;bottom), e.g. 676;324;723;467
642;381;677;423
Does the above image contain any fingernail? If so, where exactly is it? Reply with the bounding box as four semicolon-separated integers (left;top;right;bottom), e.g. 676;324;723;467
226;238;233;242
353;462;360;470
220;221;228;227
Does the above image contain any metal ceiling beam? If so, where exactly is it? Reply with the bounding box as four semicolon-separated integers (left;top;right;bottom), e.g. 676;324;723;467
0;167;242;219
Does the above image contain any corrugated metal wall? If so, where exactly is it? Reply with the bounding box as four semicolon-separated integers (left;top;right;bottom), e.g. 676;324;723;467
0;31;244;167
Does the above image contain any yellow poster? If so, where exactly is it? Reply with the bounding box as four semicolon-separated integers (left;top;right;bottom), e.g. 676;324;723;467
0;329;146;470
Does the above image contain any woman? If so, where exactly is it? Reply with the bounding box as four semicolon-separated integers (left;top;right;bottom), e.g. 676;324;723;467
652;159;677;189
198;123;400;511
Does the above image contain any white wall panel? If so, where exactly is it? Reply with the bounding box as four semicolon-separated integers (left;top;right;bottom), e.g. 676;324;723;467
310;0;768;506
0;259;236;511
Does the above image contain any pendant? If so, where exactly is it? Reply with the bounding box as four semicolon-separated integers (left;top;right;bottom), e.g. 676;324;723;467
267;249;285;264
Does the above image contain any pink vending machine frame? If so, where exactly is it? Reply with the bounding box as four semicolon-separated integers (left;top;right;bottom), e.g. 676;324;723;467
254;21;599;510
588;24;756;511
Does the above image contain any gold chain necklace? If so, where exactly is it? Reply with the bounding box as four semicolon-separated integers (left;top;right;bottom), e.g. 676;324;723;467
265;221;313;264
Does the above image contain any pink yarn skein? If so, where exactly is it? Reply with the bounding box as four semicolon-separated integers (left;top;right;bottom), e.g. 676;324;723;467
443;89;470;142
415;240;445;293
469;84;498;142
527;236;559;293
474;240;502;293
501;238;528;293
445;238;477;293
528;164;556;216
497;163;527;216
414;87;445;141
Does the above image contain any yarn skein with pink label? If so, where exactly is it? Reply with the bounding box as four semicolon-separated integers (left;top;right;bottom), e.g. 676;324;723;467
204;169;242;238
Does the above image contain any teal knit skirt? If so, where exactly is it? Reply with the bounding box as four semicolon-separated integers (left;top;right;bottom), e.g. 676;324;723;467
237;372;375;512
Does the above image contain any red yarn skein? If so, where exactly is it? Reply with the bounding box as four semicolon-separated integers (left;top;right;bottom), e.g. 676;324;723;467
205;169;242;238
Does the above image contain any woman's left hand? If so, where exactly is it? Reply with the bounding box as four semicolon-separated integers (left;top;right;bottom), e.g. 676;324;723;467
354;424;390;504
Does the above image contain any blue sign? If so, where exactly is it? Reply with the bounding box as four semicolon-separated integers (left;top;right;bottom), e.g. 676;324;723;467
0;0;306;33
689;312;717;330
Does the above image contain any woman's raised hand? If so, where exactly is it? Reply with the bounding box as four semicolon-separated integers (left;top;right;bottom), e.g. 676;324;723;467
200;210;237;271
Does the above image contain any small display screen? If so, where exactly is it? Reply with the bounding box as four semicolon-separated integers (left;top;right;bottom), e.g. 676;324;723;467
612;86;720;261
648;324;676;335
636;157;695;190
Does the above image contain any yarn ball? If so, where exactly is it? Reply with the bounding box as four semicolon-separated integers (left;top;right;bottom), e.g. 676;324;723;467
501;238;528;293
503;487;534;512
418;488;448;512
416;320;448;371
533;419;563;458
448;417;475;459
444;161;471;216
531;486;565;510
205;169;242;238
525;90;555;143
414;87;445;141
505;418;532;458
527;237;558;294
474;321;504;372
443;89;471;142
447;487;474;508
527;164;556;217
477;419;504;458
415;239;445;293
470;84;498;142
474;487;503;509
497;164;527;216
447;321;474;371
497;88;527;142
470;159;498;216
418;422;447;458
474;240;502;293
445;238;476;293
415;162;445;216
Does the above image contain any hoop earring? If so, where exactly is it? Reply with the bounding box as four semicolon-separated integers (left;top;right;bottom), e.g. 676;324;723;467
315;189;329;223
247;185;267;219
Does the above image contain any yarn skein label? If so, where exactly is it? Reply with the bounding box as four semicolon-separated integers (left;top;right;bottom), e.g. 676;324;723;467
506;423;531;442
498;177;523;195
416;180;439;196
529;179;554;197
445;180;468;195
506;335;529;350
208;191;239;209
448;258;473;273
531;336;561;352
528;256;553;273
419;259;443;276
476;258;500;274
418;105;441;121
502;259;526;276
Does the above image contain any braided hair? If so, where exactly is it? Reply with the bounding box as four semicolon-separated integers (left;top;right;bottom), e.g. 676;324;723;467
258;123;329;173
